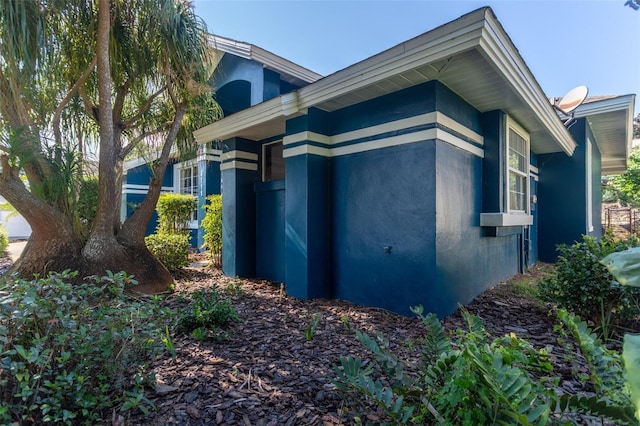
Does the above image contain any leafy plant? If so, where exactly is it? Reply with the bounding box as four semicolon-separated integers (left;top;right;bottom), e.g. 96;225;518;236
304;314;322;341
201;194;222;267
539;232;640;329
76;177;99;235
601;247;640;422
145;232;191;271
0;224;8;255
0;271;176;424
155;193;197;235
334;305;636;425
176;288;238;341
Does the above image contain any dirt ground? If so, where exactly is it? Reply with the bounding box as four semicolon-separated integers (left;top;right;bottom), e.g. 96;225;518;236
125;263;608;426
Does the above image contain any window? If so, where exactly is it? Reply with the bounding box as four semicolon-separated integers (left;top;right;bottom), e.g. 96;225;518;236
507;124;529;213
480;115;533;228
179;164;198;196
174;161;198;226
263;141;285;181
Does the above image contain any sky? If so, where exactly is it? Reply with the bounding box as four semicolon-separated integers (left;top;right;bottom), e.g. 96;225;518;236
193;0;640;114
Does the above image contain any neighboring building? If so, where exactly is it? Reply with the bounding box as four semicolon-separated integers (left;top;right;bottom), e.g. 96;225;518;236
128;7;635;317
0;196;31;240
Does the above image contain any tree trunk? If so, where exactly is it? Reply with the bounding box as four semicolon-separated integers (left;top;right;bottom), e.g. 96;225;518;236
5;0;174;293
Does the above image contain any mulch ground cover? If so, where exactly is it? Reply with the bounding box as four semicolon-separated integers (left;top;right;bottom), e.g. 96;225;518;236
126;263;607;426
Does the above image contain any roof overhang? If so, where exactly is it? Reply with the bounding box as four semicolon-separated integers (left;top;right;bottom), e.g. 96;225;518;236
569;95;636;175
195;8;576;156
209;35;322;87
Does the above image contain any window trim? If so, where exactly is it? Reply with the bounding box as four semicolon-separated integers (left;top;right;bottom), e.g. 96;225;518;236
480;115;533;227
173;160;198;229
505;116;530;215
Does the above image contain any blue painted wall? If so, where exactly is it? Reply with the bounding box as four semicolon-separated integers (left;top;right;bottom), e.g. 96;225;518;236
538;118;602;262
285;153;331;299
221;138;259;277
435;141;518;315
327;81;517;317
331;143;437;316
255;180;286;282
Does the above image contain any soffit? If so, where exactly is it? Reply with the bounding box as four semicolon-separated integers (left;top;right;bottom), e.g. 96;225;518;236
575;95;635;175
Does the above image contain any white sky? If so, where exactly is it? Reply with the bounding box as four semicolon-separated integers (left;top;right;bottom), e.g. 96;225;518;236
194;0;640;114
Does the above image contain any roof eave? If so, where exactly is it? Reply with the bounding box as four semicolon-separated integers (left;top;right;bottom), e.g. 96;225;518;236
195;8;577;156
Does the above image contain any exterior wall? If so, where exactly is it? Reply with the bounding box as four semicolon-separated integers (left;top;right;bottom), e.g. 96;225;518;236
331;143;437;315
435;141;518;316
255;180;285;282
278;81;525;317
538;118;602;262
220;138;259;277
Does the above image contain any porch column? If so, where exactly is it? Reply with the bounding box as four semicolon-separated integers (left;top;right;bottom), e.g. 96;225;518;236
220;138;259;277
283;109;331;299
196;145;222;250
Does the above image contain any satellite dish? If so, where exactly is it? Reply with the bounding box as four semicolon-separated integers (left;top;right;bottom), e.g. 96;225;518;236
552;85;588;128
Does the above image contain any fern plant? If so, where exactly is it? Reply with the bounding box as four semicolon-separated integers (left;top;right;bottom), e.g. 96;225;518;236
333;305;638;425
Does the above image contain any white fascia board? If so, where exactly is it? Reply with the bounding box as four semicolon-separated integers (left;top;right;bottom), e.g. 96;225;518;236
193;92;300;143
210;35;322;84
573;95;635;118
251;45;323;83
478;13;576;156
297;19;486;109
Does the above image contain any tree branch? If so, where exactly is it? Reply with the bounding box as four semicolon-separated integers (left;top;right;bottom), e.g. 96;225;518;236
52;55;97;147
78;85;98;123
119;104;187;245
119;124;168;160
122;85;166;129
112;79;131;127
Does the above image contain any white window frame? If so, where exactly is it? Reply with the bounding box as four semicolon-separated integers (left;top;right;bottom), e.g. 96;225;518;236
480;115;533;227
262;140;285;182
505;116;530;215
173;160;198;229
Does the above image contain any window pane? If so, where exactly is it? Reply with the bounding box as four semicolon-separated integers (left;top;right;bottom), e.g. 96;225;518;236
508;129;527;172
509;172;526;211
264;142;285;181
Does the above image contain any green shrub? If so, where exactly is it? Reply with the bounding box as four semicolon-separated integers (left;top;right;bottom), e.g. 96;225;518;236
201;194;222;267
145;233;190;271
539;233;640;328
176;288;238;341
155;193;196;235
333;305;636;425
0;271;175;424
0;224;8;254
77;177;99;235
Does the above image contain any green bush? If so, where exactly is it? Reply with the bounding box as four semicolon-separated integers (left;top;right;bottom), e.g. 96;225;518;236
0;224;8;254
155;193;196;235
176;288;238;341
76;177;99;235
539;233;640;327
0;271;175;424
201;194;222;266
145;233;190;271
333;306;636;425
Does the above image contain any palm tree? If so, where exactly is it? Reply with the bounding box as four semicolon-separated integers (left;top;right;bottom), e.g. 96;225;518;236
0;0;220;291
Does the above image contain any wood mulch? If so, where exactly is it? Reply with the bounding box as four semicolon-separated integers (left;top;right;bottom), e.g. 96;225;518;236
124;262;607;426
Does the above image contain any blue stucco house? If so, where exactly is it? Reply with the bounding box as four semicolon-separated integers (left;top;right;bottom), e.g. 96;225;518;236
126;7;635;317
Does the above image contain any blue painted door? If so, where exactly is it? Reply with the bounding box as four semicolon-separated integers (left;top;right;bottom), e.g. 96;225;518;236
255;180;286;282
